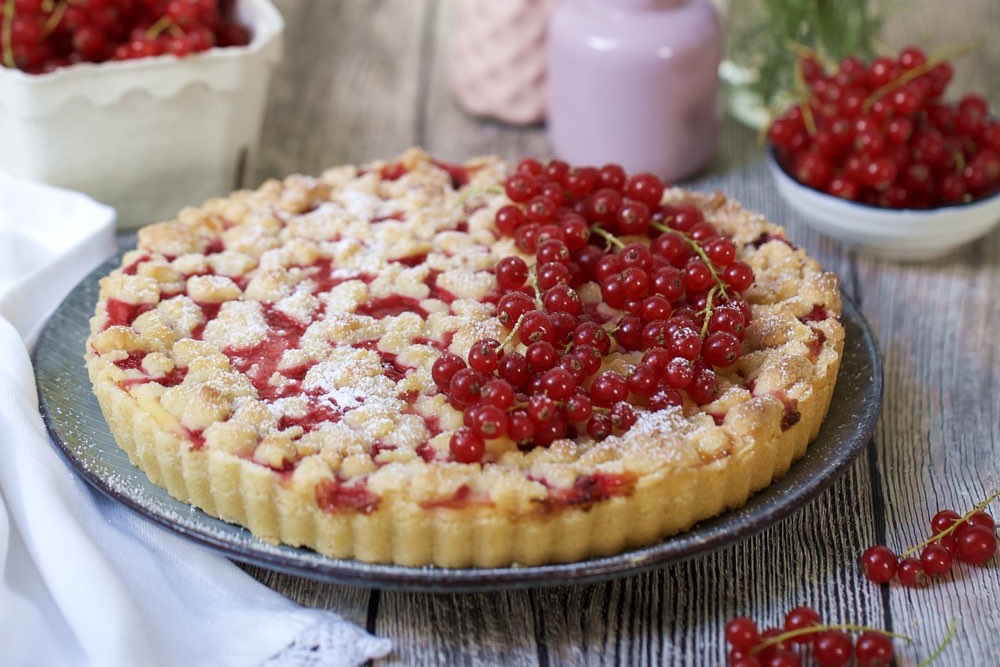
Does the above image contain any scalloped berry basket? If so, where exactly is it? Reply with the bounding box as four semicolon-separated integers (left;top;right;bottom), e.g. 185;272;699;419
0;0;283;229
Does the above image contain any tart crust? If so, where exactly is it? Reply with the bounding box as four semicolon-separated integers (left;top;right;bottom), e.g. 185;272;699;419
86;149;844;568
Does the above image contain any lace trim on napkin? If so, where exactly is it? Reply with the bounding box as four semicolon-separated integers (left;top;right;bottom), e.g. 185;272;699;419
260;619;392;667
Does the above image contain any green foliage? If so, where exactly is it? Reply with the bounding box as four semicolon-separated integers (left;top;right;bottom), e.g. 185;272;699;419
726;0;886;109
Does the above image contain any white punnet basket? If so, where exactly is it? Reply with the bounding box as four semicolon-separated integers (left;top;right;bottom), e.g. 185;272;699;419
0;0;284;229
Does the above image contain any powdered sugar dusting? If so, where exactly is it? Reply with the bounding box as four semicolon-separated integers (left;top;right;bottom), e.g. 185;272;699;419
203;301;268;349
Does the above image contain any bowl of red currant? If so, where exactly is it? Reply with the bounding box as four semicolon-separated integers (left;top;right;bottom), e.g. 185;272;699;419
765;47;1000;261
0;0;284;228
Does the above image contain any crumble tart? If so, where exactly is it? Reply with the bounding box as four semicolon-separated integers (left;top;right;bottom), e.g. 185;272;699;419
85;149;844;568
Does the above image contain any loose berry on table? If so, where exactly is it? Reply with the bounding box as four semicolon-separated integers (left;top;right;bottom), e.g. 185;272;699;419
860;488;999;586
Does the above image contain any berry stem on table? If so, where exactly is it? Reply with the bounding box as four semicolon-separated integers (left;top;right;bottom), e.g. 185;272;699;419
750;624;910;656
918;619;958;667
901;488;1000;558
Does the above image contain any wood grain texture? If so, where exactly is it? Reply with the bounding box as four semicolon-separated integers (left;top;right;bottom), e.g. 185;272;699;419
244;1;1000;664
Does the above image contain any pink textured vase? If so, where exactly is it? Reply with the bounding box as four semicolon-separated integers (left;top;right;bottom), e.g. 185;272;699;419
449;0;561;125
547;0;722;181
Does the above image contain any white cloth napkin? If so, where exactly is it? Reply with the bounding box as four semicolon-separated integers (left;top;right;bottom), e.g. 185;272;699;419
0;175;392;667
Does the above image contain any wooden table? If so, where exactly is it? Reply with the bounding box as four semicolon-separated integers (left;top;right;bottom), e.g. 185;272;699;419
241;2;1000;664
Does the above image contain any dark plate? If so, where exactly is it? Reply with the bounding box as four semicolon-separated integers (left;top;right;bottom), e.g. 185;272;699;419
34;256;883;593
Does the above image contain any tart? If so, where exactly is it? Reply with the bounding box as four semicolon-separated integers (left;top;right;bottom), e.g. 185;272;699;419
85;148;844;568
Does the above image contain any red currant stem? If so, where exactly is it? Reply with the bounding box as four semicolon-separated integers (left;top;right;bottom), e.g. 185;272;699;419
756;41;821;142
862;43;974;113
590;225;625;250
698;285;721;339
798;99;818;136
454;184;502;210
784;39;830;70
1;0;14;69
528;267;543;309
650;220;733;311
751;624;911;656
146;15;174;39
42;0;68;36
862;61;937;112
927;41;981;66
900;488;1000;558
499;316;524;351
946;144;967;177
41;0;55;11
917;619;958;667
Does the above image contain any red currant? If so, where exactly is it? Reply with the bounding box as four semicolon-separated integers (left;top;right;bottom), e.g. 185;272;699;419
432;353;466;390
468;338;501;373
860;545;898;584
919;543;954;576
518;311;556;345
495;205;526;235
468;403;509;439
449;368;486;405
955;525;998;565
450;427;485;463
931;509;962;534
495;256;528;289
624;172;666;208
590;371;629;408
498;352;530;388
480;379;515;410
783;606;821;644
813;631;853;667
854;631;894;667
896;557;929;588
703;331;741;367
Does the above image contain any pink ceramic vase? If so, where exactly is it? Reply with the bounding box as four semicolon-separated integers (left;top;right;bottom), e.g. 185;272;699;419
547;0;722;181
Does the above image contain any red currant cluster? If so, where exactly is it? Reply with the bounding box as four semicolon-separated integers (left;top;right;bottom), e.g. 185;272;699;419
860;491;999;588
768;46;1000;209
1;0;251;74
433;158;756;464
725;606;900;667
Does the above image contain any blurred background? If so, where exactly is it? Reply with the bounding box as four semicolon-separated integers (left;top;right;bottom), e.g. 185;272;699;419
255;0;999;184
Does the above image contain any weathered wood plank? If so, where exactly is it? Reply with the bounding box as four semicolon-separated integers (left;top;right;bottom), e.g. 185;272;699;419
855;247;1000;664
256;0;433;182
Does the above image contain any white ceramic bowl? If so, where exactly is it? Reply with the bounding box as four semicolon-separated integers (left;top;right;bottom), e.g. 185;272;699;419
766;150;1000;261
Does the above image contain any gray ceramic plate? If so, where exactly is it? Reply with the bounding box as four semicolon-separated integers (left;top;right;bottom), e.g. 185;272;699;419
35;256;883;592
